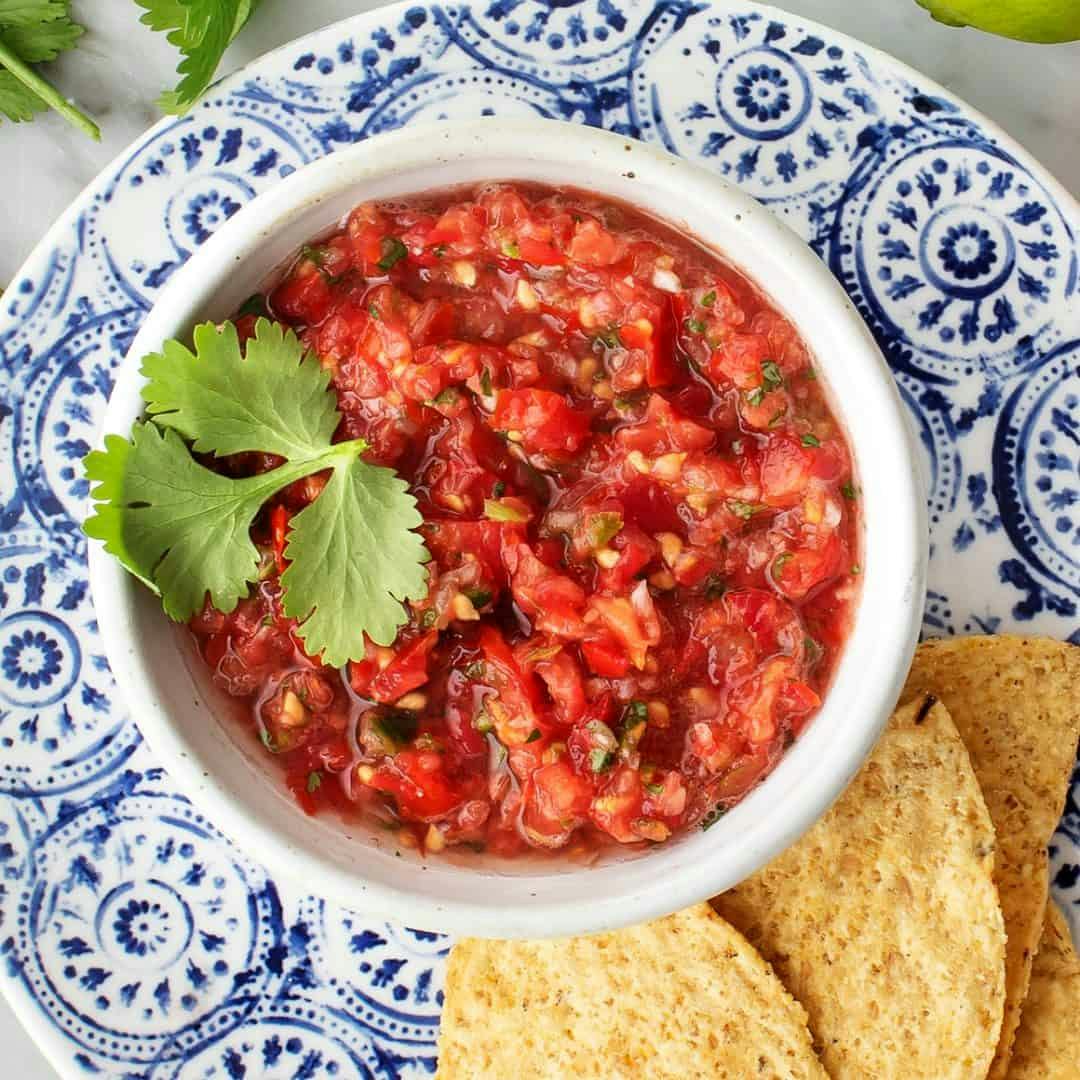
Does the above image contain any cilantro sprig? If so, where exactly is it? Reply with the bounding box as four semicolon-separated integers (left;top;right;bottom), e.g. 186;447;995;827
2;1;265;137
0;0;98;137
83;318;430;667
136;0;262;114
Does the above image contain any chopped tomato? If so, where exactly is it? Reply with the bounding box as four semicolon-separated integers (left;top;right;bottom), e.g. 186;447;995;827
567;218;623;266
760;435;815;508
491;388;592;456
369;749;465;820
708;332;770;391
271;265;333;324
269;504;290;573
505;543;588;638
349;631;437;704
579;636;628;678
616;394;715;455
532;647;587;725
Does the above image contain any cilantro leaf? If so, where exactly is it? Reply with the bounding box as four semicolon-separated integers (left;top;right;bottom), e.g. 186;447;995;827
0;67;44;120
85;423;310;619
0;0;97;137
141;319;340;460
137;0;261;114
281;457;429;664
1;12;80;60
85;318;430;664
0;1;68;28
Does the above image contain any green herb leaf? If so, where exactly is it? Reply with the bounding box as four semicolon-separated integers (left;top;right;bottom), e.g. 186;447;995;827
377;236;408;271
700;290;717;308
85;424;280;618
137;0;261;114
0;3;98;138
727;499;761;520
280;454;428;663
589;748;614;773
772;552;792;578
526;728;542;744
746;386;765;407
484;498;529;523
523;643;562;663
0;66;45;121
801;432;821;447
841;481;858;500
685;318;707;335
704;573;726;601
432;386;460;407
0;2;70;29
1;10;81;62
141;318;340;460
586;510;623;550
306;770;322;793
464;588;492;610
84;318;429;666
375;708;419;748
761;359;783;391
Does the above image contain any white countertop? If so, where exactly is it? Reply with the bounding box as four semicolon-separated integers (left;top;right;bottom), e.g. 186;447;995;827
2;0;1078;1073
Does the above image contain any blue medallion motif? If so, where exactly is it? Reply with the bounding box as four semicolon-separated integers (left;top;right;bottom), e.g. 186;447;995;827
0;1;1076;1075
2;624;64;692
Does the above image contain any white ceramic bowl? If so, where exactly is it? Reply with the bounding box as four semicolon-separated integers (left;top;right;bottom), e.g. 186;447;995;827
88;119;926;939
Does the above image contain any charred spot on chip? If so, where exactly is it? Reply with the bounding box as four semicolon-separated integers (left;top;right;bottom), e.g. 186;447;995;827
914;693;937;724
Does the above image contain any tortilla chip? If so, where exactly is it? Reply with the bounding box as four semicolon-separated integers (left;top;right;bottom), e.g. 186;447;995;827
436;903;827;1079
713;695;1006;1079
902;635;1080;1079
1008;902;1080;1079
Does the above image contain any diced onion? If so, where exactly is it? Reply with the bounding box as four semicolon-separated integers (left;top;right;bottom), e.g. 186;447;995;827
651;267;682;293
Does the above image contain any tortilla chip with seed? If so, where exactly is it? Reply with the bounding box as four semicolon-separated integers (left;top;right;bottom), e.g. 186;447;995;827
1008;902;1080;1079
713;695;1006;1079
436;903;827;1079
903;635;1080;1079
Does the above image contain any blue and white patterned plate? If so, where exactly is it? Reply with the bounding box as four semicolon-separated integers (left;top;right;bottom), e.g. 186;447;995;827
1;2;1077;1074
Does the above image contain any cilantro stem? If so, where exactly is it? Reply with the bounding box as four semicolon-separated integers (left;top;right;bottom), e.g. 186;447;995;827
213;438;369;513
0;39;100;140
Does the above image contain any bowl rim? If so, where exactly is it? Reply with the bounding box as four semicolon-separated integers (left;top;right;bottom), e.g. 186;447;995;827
88;117;926;938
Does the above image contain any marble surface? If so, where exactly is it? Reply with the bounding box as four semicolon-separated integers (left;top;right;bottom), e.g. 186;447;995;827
0;0;1077;1073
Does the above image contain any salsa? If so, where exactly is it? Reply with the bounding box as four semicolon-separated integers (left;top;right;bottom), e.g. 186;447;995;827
188;183;860;858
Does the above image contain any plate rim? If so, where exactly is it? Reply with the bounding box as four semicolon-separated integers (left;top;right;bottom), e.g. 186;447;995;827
1;0;1077;1073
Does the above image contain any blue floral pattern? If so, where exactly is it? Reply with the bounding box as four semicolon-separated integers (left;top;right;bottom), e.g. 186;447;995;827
938;221;998;280
2;627;62;690
732;63;792;122
0;1;1076;1074
181;189;242;245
